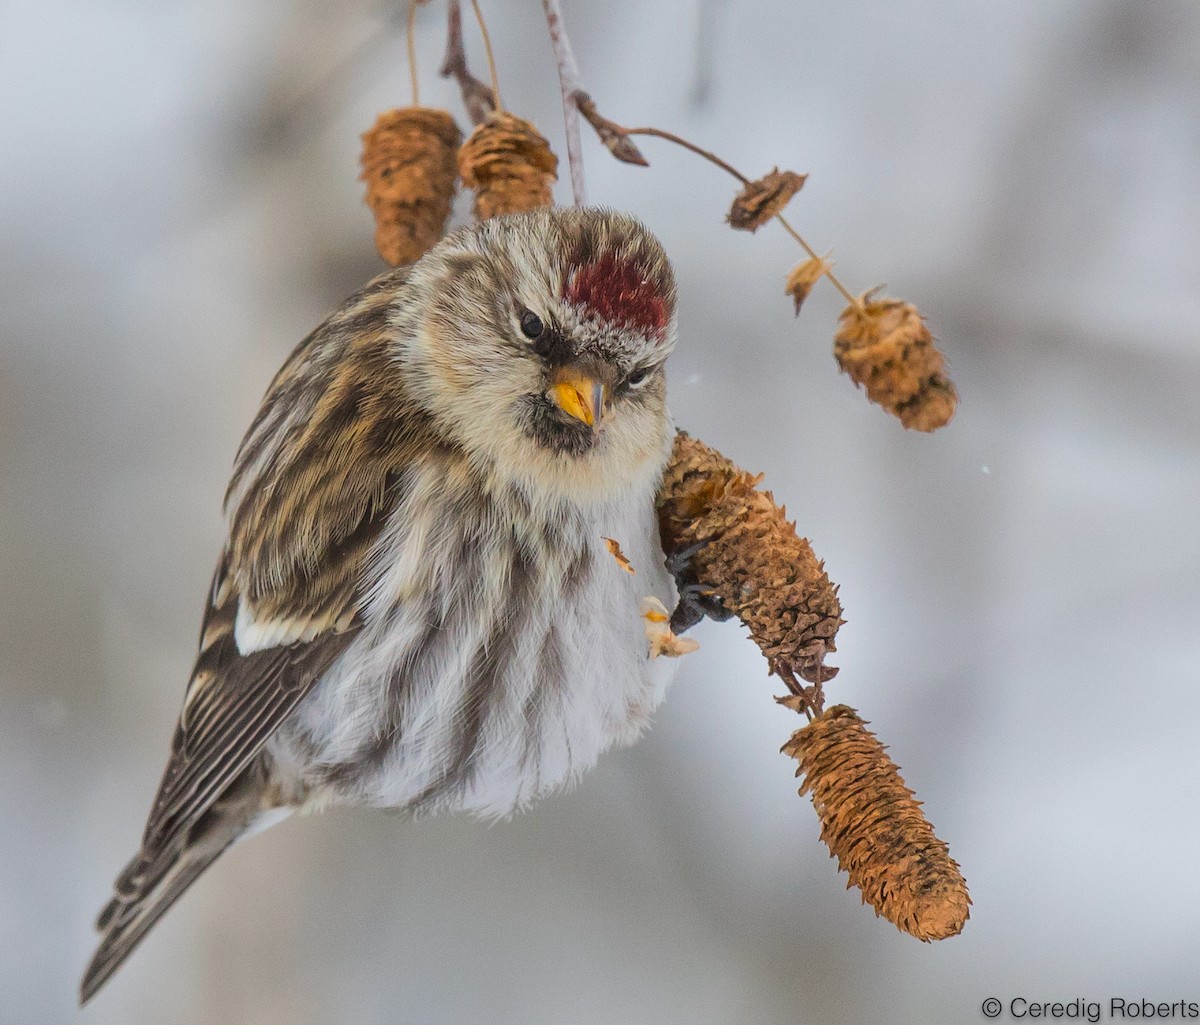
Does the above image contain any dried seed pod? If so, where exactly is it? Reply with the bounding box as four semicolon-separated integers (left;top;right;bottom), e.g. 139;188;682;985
784;704;970;941
656;431;842;684
728;168;807;232
834;293;958;432
576;93;648;166
360;107;463;266
785;255;831;314
458;112;559;220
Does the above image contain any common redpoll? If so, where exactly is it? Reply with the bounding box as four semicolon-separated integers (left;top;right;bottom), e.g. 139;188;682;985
82;207;683;1002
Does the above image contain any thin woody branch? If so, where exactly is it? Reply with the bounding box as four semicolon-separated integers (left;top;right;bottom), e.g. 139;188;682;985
557;88;863;309
540;0;587;205
439;0;495;125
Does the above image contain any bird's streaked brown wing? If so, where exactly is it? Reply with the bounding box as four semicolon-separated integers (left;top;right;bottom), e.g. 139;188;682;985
132;558;359;862
82;270;432;1003
133;265;431;863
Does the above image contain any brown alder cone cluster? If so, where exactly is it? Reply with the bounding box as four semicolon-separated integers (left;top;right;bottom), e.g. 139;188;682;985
782;704;971;940
355;2;967;942
834;293;958;432
725;168;958;431
360;103;557;260
656;434;969;939
656;431;843;686
360;107;463;266
458;113;559;220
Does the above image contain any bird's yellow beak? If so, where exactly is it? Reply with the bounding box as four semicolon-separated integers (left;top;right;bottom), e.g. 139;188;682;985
549;366;606;429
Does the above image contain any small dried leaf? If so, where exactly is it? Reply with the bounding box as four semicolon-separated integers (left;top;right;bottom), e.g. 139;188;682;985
775;693;810;714
728;168;807;232
834;294;958;431
603;537;636;575
785;704;970;941
458;113;559;219
360;107;463;266
641;597;700;659
785;255;831;315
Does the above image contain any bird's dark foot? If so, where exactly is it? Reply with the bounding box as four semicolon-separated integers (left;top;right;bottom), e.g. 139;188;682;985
664;540;706;580
669;582;733;634
664;540;734;634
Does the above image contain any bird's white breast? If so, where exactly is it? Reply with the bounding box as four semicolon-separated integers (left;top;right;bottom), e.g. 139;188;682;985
267;458;679;820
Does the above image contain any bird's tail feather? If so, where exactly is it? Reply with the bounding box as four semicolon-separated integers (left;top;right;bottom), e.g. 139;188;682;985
79;771;281;1006
80;831;234;1005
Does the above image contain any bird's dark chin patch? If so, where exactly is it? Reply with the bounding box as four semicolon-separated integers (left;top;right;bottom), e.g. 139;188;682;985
517;395;597;457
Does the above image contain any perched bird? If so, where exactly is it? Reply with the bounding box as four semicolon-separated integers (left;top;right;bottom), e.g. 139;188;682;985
82;206;685;1002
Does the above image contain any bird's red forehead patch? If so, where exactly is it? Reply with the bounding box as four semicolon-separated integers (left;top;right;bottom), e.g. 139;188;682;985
563;254;668;337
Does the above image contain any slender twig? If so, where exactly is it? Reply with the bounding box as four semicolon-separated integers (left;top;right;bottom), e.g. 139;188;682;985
406;0;420;105
624;126;749;184
775;216;858;307
439;0;495;124
534;3;647;183
468;0;503;113
624;127;859;307
540;0;587;205
775;664;826;721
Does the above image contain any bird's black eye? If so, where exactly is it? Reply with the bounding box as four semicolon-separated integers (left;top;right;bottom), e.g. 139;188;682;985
627;368;649;387
520;310;544;340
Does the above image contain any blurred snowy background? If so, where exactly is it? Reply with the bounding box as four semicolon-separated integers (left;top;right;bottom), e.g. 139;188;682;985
3;1;1199;1022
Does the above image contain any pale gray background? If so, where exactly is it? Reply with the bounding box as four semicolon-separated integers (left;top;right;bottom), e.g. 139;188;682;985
3;1;1199;1023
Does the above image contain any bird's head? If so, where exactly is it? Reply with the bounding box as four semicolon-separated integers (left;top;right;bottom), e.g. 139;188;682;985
402;206;678;507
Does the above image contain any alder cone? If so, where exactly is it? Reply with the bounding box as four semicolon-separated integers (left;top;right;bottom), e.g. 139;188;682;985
458;113;559;220
784;704;970;941
360;107;463;266
834;295;957;431
656;431;842;684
